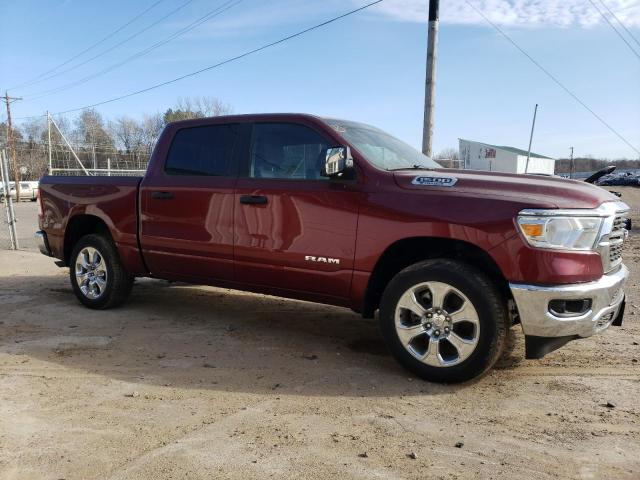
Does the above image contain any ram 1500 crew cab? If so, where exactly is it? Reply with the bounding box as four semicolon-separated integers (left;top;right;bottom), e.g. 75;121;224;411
36;114;629;382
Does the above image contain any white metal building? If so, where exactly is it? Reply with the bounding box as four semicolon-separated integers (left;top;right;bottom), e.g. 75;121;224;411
458;139;555;175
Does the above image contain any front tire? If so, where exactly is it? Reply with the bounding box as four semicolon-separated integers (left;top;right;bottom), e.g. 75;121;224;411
69;234;133;309
379;259;508;383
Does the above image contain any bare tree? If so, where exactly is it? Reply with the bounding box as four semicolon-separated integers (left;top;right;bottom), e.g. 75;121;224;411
11;96;234;177
141;113;164;154
48;115;72;143
434;147;460;168
22;117;46;143
555;157;640;174
109;116;144;154
75;109;114;149
0;121;23;144
194;95;232;117
164;96;233;123
18;117;48;179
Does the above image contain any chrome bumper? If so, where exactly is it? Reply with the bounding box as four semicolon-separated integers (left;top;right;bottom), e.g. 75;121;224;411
35;230;52;257
510;264;628;339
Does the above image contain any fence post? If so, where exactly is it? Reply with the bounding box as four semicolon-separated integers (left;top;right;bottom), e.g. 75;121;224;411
107;157;111;176
1;149;19;249
1;149;15;248
47;111;52;175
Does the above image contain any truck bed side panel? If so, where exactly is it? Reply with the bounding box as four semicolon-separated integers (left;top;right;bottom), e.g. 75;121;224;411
38;175;147;275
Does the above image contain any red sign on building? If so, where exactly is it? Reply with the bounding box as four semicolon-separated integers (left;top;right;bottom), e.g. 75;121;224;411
484;148;496;158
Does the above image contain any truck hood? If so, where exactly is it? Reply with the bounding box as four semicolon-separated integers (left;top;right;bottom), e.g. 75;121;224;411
393;169;618;209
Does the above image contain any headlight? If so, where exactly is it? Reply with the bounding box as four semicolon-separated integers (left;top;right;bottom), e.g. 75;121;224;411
517;213;604;250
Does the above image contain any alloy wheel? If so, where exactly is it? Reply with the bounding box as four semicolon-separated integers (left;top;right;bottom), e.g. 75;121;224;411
394;281;480;367
75;247;108;300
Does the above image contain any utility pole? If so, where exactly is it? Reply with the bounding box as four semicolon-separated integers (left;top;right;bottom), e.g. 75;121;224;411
3;91;22;201
569;146;574;179
524;103;538;174
422;0;439;157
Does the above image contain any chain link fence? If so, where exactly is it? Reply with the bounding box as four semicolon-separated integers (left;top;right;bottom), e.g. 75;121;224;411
0;202;16;250
1;149;19;250
45;114;149;177
48;141;148;177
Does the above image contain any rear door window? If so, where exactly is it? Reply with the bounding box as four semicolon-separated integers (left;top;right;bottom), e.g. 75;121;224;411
165;124;238;176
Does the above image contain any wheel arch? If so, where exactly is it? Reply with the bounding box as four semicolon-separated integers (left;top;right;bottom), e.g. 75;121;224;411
63;214;113;266
361;237;511;318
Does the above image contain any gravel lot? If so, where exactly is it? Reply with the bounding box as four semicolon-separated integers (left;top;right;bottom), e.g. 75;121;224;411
1;188;639;479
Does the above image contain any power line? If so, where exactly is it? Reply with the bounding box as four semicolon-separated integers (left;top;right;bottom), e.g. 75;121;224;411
464;0;640;156
14;0;384;121
16;0;197;94
9;0;166;91
25;0;242;101
587;0;640;61
598;0;640;49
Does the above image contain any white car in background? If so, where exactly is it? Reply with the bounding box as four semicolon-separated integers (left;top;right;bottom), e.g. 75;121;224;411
0;181;39;201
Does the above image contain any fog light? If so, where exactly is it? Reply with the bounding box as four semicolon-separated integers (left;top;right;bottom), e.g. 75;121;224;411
549;299;592;317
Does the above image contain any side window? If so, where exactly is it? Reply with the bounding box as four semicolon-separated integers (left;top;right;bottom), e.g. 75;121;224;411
165;124;238;176
250;123;330;180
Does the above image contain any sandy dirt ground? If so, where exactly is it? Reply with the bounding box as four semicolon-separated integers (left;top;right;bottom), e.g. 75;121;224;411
1;188;639;480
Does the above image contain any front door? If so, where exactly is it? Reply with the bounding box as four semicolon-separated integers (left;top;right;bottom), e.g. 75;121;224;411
139;122;244;282
234;122;359;301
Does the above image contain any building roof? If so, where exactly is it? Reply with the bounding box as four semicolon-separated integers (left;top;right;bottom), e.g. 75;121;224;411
459;138;554;160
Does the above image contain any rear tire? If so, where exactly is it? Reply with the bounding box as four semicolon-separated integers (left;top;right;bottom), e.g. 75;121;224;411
379;259;508;383
69;234;133;309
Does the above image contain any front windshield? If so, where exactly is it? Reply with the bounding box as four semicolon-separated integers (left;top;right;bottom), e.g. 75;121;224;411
323;119;441;171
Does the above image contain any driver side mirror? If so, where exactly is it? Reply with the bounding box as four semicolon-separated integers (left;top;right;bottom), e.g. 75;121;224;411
324;146;354;178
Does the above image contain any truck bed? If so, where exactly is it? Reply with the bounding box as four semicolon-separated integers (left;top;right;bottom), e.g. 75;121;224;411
38;175;146;274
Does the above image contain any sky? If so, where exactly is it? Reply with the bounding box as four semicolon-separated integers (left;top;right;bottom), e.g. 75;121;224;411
1;0;639;159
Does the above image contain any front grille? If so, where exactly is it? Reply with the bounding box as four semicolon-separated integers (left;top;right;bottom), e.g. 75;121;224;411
612;215;627;233
609;242;623;263
596;203;630;273
608;214;627;266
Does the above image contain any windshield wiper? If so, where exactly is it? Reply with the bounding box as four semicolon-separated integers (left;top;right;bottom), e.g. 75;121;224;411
388;164;431;171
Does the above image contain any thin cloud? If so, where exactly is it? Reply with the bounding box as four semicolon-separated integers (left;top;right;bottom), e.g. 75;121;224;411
368;0;640;28
164;1;349;39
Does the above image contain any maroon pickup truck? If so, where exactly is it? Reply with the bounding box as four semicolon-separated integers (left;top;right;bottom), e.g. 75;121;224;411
36;114;630;382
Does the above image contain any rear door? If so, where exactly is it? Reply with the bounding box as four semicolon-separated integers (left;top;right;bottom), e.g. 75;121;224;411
139;122;246;281
234;122;359;301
